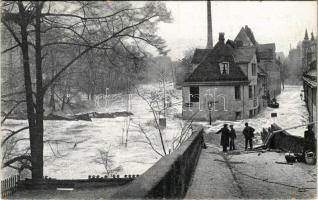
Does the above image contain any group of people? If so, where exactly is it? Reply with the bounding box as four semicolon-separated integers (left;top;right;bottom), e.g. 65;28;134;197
215;123;255;152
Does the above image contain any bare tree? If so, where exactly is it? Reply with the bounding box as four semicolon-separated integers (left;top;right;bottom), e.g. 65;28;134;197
1;1;171;180
94;145;123;176
134;85;198;157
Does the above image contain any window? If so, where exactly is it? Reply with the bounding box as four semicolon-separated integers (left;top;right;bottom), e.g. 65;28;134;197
235;112;241;120
252;63;256;76
249;86;253;99
219;62;229;74
190;87;199;103
235;86;241;100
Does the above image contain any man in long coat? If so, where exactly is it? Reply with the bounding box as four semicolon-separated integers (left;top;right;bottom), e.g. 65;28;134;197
215;124;230;152
229;125;236;150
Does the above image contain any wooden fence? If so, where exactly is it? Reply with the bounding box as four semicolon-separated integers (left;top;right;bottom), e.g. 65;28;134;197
1;175;20;198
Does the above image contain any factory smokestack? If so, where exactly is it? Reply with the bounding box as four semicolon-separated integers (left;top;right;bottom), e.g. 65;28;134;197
206;0;213;49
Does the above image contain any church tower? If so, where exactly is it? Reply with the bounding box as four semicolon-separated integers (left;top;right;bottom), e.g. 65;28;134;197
302;29;310;72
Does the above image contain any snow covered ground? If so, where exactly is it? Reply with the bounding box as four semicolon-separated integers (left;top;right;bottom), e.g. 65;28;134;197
1;85;308;179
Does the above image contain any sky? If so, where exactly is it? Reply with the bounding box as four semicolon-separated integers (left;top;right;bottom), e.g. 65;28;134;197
153;1;317;61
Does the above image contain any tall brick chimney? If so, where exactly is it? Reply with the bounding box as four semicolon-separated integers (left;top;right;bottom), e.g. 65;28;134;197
206;0;213;49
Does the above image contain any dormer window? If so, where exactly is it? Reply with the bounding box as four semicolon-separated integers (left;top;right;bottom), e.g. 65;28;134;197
219;62;229;74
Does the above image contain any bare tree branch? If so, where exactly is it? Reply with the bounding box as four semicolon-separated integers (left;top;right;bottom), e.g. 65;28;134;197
1;43;20;54
134;86;167;155
42;14;158;94
1;19;22;46
137;124;164;157
2;155;31;168
1;100;26;125
1;90;25;98
41;7;142;21
2;126;29;146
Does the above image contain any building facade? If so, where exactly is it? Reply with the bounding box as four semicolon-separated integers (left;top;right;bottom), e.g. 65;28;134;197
302;30;317;134
302;30;317;73
182;33;263;121
182;26;281;121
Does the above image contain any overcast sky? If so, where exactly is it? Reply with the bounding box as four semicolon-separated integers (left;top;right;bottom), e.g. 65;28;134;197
154;1;317;61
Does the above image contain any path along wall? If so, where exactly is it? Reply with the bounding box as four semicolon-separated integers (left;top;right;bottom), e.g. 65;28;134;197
112;129;205;199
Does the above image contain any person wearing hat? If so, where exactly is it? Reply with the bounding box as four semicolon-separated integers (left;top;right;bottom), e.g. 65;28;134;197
243;122;255;150
229;125;236;151
215;124;230;152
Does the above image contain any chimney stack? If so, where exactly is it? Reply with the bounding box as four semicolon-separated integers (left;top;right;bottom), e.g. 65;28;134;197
206;0;213;49
219;32;225;43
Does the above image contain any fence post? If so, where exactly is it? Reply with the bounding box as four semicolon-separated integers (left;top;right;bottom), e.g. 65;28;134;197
1;175;20;198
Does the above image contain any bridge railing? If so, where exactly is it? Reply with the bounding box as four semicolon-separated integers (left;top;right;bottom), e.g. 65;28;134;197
112;128;205;199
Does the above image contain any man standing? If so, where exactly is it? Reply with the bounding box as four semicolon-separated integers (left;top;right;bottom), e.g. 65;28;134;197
229;125;236;150
215;124;230;152
243;123;255;150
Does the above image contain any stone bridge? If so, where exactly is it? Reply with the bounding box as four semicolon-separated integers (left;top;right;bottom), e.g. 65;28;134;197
112;125;316;199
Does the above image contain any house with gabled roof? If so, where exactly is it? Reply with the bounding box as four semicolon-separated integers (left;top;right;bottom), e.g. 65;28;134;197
234;26;256;47
182;23;284;121
182;33;262;121
181;2;280;121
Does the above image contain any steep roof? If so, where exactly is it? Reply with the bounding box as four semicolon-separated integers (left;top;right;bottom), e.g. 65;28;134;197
244;25;257;45
234;27;254;47
185;41;248;84
233;47;256;63
258;43;275;52
257;43;276;60
191;49;211;64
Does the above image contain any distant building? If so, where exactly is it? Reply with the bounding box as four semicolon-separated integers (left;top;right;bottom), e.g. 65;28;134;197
302;30;317;73
257;43;282;98
286;43;303;84
302;30;317;133
234;26;282;99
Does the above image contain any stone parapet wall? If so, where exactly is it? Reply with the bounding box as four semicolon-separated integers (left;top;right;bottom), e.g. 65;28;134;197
112;129;205;199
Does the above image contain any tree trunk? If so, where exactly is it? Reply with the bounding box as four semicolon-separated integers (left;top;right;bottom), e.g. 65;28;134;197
18;2;43;180
33;2;44;180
